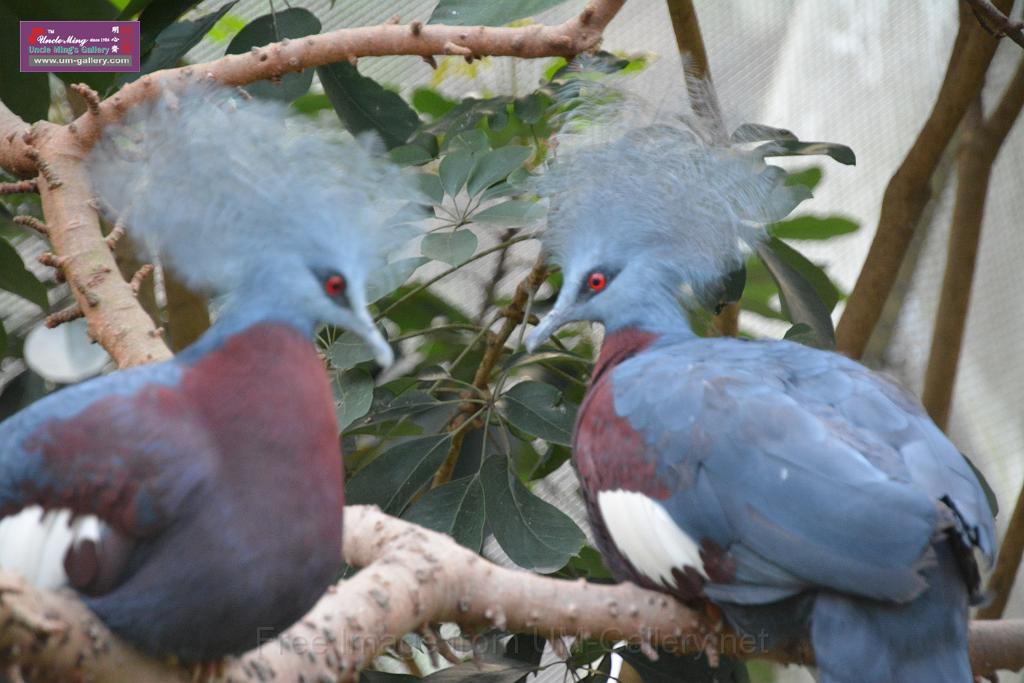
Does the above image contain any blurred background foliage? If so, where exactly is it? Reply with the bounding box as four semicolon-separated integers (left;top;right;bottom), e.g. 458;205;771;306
0;1;868;681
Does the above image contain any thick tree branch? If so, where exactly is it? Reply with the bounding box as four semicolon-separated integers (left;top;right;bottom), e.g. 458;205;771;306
0;0;625;366
922;56;1024;428
962;0;1024;49
835;1;1011;358
0;101;35;179
0;1;624;173
0;507;1021;682
28;122;173;367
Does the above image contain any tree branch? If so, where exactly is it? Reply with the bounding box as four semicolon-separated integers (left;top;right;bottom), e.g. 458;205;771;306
921;55;1024;428
0;507;1021;682
0;0;625;365
962;0;1024;49
433;255;548;486
835;1;1011;358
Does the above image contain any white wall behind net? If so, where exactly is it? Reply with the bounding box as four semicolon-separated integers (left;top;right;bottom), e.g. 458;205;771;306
188;1;1024;680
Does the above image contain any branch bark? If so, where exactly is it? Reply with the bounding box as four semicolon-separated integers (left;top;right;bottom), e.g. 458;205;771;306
962;0;1024;49
0;0;625;368
835;1;1011;359
0;507;1021;682
922;55;1024;429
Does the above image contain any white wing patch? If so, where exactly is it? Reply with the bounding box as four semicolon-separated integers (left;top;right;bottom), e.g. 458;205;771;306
597;489;707;588
0;507;101;590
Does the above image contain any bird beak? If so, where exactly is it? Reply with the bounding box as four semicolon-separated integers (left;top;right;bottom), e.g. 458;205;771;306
350;299;394;369
525;302;572;353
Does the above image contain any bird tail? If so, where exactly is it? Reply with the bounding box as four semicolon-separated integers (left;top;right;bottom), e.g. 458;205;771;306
811;541;972;683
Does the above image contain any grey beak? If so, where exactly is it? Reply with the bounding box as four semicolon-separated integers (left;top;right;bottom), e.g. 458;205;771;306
525;305;571;353
352;306;394;368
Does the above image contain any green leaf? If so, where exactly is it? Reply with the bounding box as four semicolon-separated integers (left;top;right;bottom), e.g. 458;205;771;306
786;167;823;192
378;285;471;332
548;50;630;81
472;199;545;227
428;0;573;25
139;0;203;52
427;97;510;138
755;238;836;349
225;8;321;101
717;265;747;308
291;92;332;115
0;320;6;356
412;87;456;118
422;229;477;266
127;1;238;82
771;215;859;241
317;61;420;150
333;368;374;431
446;128;490;153
118;0;157;18
466;146;532;197
500;381;576;446
757;139;856;166
327;332;374;371
390;144;435;166
346;435;452;514
618;648;749;683
0;237;48;310
513;94;545;124
403;475;485;551
0;2;49;122
481;455;585;573
438;148;476;197
770;237;841;311
366;257;428;302
783;322;819;347
414;173;445;205
567;545;612;580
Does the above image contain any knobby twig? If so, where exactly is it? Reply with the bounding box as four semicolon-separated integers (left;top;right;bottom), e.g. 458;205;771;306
44;305;84;329
0;506;1020;682
433;255;549;486
12;215;48;237
0;178;37;195
835;0;1012;358
0;0;625;368
666;0;738;337
922;55;1024;428
962;0;1024;49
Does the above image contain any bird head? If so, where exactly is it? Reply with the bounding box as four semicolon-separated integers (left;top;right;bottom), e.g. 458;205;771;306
526;89;806;352
89;84;420;367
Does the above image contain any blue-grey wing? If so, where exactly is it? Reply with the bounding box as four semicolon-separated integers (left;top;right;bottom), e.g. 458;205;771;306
0;360;212;535
610;336;995;605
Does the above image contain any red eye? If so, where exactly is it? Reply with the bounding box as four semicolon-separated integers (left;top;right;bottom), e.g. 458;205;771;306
324;274;346;296
586;272;607;292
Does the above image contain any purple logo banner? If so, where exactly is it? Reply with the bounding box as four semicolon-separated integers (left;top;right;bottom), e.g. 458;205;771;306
20;21;141;73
